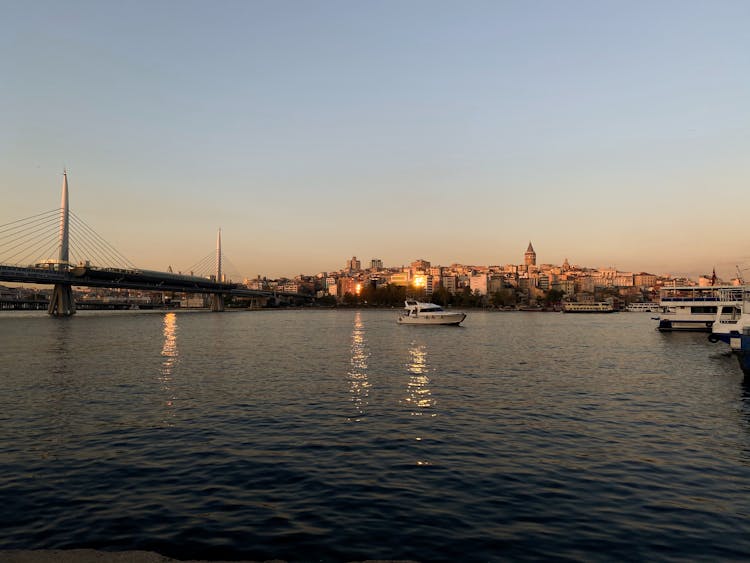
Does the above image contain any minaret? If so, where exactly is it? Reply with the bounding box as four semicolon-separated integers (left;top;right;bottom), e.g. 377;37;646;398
524;242;536;267
48;170;76;316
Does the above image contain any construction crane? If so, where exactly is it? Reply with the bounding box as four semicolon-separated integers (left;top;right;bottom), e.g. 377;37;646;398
736;265;746;285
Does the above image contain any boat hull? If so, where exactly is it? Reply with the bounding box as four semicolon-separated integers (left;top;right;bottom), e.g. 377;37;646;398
398;313;466;326
657;319;714;332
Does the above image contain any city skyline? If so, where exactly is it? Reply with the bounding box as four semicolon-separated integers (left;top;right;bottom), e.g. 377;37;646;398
3;1;749;280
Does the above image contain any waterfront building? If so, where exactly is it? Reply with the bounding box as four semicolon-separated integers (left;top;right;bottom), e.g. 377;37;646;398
181;294;207;308
368;275;388;288
576;276;596;294
421;275;436;296
556;279;576;296
488;275;504;294
411;259;430;274
614;274;634;287
280;281;300;293
634;272;657;288
442;275;457;294
428;275;440;294
248;277;268;290
389;272;410;286
346;256;361;272
327;283;339;298
470;274;489;295
339;277;360;297
0;285;17;300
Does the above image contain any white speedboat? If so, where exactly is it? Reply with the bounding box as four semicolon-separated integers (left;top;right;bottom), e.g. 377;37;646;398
397;300;466;325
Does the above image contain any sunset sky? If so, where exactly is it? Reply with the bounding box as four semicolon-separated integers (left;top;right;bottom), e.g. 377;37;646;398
3;1;749;279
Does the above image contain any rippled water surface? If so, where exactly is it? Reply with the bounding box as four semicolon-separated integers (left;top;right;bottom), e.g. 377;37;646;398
1;309;750;561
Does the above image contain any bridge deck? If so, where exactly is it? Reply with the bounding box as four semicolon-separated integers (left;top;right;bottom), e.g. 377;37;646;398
0;265;306;299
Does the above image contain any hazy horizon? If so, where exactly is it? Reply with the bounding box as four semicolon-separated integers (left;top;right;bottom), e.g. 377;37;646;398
3;1;749;280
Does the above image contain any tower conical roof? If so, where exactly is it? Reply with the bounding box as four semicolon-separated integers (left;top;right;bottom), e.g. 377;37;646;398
526;242;535;253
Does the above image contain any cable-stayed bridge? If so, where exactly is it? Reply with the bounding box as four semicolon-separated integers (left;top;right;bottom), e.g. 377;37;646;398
0;172;309;315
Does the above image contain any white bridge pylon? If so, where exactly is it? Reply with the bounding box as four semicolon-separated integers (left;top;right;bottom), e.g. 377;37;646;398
210;228;224;312
48;170;75;316
44;173;229;316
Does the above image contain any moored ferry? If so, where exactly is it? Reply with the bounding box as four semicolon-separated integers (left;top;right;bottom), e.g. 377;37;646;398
656;285;744;332
708;288;750;349
562;302;615;313
626;302;660;312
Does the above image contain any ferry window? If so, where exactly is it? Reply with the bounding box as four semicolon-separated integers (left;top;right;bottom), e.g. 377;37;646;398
691;306;717;314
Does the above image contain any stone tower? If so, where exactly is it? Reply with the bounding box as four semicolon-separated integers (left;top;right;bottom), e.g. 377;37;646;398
524;242;536;267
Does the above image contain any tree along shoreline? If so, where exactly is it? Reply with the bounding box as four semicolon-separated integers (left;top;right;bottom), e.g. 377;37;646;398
316;285;567;309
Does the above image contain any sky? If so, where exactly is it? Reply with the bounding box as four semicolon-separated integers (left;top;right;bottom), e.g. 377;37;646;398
2;0;749;280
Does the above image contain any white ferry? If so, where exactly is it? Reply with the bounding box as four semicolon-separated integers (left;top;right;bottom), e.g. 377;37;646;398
656;285;744;332
562;302;615;313
708;288;750;349
397;300;467;325
625;302;660;312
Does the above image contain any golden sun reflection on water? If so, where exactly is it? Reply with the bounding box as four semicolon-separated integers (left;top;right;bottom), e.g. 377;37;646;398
159;313;179;417
160;313;178;376
348;311;371;421
406;341;436;416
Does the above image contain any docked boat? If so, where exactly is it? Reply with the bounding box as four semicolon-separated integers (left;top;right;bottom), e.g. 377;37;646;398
656;285;744;332
397;300;466;325
625;302;660;312
708;288;750;348
562;302;615;313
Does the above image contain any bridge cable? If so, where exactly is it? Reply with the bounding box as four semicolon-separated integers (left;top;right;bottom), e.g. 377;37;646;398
69;211;138;269
3;229;59;266
221;254;244;282
67;216;114;267
69;222;122;268
31;235;65;266
0;208;60;235
0;221;61;265
68;218;125;270
68;229;112;268
69;212;138;269
0;212;61;254
184;251;216;278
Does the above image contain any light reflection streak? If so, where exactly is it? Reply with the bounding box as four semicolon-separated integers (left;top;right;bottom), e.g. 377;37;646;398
406;340;436;416
159;313;178;419
348;311;371;421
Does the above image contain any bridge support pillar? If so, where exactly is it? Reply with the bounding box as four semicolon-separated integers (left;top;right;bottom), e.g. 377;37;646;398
210;293;225;312
48;283;76;316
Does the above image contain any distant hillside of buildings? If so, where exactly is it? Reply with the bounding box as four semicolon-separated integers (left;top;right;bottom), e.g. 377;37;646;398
3;242;742;308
